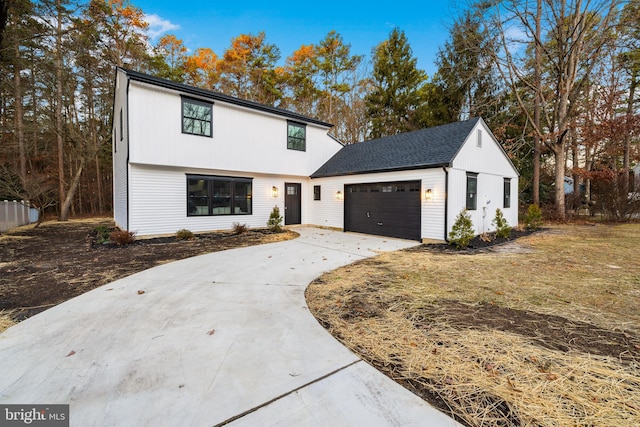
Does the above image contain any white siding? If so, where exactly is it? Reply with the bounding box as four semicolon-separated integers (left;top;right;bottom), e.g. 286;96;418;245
127;164;313;236
127;82;341;177
112;69;129;230
308;169;447;241
448;120;519;235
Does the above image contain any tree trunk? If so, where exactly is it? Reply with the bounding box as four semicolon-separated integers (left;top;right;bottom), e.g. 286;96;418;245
553;144;566;218
532;0;542;206
59;156;85;219
55;0;66;220
623;68;637;193
13;43;26;186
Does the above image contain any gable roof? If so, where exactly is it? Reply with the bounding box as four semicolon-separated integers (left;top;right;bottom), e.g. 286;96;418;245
118;67;333;128
311;118;482;178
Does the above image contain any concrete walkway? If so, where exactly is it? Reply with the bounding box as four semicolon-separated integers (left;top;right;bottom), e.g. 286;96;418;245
0;227;460;426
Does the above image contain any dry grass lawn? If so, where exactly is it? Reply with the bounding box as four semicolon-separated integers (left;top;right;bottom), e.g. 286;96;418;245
306;224;640;426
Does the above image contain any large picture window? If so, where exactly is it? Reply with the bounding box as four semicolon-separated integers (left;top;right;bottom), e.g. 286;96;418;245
182;98;212;137
187;175;252;216
466;173;478;210
287;121;306;151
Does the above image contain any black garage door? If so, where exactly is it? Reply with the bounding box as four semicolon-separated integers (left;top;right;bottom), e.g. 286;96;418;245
344;181;421;241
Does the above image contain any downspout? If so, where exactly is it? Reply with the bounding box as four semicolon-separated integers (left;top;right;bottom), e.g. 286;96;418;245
443;167;449;242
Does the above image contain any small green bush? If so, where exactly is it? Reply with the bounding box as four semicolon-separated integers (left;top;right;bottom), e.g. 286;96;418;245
267;206;283;233
232;222;249;234
493;208;512;239
94;224;111;244
524;204;543;231
448;209;475;249
175;229;195;240
109;229;137;246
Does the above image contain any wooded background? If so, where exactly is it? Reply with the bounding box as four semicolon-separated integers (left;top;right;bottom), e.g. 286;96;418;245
0;0;638;223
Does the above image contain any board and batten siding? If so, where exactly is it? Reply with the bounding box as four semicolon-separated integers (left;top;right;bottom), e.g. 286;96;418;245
309;169;447;241
126;81;341;177
112;70;129;231
127;164;311;236
447;121;519;235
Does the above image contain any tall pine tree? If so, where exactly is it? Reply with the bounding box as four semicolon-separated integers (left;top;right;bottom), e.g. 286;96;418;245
365;28;427;138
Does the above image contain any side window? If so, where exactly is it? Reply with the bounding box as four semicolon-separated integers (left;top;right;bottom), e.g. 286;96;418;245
287;121;306;151
119;108;123;142
313;185;321;201
466;173;478;210
503;178;511;208
182;97;213;137
477;129;482;147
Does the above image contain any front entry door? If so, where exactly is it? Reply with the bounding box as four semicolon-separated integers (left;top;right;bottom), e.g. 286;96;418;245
284;183;301;225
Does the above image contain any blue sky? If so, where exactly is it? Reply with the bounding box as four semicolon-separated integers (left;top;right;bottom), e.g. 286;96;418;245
134;0;460;77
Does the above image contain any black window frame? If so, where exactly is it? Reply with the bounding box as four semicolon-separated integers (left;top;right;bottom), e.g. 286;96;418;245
503;178;511;208
187;175;252;217
182;97;213;137
313;185;321;201
287;121;306;151
119;108;123;142
466;173;478;210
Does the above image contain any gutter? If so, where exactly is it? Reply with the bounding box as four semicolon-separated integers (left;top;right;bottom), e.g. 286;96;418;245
443;167;449;242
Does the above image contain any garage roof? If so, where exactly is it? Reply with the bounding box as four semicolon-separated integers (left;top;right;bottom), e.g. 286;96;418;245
311;117;481;178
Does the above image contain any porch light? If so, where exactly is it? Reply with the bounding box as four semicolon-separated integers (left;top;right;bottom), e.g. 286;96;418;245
271;186;278;198
336;190;343;200
425;188;433;201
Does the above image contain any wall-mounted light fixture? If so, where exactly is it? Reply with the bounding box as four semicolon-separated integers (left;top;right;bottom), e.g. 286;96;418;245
336;190;343;200
425;188;433;201
271;186;278;198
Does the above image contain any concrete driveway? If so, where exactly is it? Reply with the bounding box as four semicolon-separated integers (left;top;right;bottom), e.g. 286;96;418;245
0;227;460;426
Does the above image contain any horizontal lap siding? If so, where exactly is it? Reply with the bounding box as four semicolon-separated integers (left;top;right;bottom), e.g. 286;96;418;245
113;70;129;230
128;164;307;236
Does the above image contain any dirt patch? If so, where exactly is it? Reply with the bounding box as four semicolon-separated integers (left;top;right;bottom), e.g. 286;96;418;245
419;300;640;362
0;219;297;322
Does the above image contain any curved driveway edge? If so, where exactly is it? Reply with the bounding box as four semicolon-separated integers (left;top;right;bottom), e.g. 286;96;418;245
0;227;461;426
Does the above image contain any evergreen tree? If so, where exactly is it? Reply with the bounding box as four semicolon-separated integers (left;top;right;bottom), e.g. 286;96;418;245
365;28;428;138
426;11;502;126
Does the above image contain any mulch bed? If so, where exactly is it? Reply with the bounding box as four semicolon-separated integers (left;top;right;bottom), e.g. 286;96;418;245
0;219;296;321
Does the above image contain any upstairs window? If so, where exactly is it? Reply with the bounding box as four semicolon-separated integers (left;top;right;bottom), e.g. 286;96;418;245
477;129;482;147
182;98;212;137
504;178;511;208
466;173;478;210
287;121;306;151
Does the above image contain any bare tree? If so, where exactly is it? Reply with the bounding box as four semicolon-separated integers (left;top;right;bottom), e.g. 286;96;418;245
487;0;621;218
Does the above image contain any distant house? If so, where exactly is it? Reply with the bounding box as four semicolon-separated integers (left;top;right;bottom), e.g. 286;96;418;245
112;68;519;241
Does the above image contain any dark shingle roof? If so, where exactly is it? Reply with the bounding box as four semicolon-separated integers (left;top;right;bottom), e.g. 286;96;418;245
311;118;481;178
120;67;333;128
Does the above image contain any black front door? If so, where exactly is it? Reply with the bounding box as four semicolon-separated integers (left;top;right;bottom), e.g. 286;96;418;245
284;183;301;225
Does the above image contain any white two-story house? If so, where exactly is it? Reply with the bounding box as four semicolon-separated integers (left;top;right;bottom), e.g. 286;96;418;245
113;68;519;241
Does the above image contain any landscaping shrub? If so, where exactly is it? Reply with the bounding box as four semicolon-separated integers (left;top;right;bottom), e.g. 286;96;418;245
267;206;283;232
109;229;137;246
175;229;195;240
448;209;475;249
232;222;249;234
524;204;543;231
93;224;111;244
492;208;512;239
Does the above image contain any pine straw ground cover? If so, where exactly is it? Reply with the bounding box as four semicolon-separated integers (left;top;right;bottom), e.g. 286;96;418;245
306;224;640;426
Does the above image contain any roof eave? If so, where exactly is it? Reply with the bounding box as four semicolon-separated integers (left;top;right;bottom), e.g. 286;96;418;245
311;162;451;179
120;67;334;129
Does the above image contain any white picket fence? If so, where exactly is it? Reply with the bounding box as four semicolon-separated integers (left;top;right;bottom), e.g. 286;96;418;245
0;200;38;232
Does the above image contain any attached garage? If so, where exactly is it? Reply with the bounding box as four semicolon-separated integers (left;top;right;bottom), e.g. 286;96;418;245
344;181;421;240
310;117;520;242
